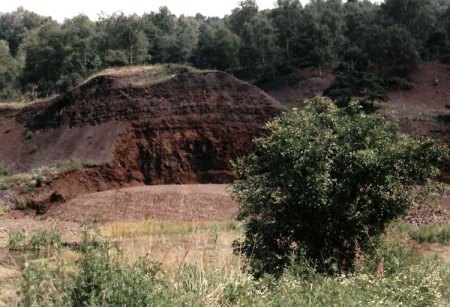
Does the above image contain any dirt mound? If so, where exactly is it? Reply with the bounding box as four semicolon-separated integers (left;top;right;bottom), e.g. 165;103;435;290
46;184;236;223
0;68;284;210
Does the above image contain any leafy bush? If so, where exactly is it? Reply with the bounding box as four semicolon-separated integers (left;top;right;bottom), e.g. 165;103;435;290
232;97;447;276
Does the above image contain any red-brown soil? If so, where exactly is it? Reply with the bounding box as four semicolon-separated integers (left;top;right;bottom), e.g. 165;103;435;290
386;61;450;143
0;70;284;210
46;184;236;223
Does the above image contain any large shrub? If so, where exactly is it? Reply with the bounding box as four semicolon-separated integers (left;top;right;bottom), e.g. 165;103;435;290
232;97;447;276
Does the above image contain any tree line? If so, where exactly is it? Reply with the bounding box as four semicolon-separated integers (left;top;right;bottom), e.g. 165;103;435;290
0;0;449;100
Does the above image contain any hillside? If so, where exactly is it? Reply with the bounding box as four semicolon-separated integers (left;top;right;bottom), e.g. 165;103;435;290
0;65;284;211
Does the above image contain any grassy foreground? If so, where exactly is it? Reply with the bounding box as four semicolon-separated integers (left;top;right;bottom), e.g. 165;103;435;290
3;221;448;306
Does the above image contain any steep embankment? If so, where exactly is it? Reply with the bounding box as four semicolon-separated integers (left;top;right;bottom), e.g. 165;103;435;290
0;66;285;210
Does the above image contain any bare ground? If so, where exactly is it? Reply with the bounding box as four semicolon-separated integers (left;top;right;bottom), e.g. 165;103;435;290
46;184;237;223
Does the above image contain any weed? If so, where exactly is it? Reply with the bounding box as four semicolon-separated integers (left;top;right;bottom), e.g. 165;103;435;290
0;201;7;214
28;229;62;250
0;166;8;177
8;229;62;251
408;224;450;245
8;230;26;251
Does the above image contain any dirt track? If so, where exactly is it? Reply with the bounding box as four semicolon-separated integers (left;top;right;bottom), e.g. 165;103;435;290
46;184;237;223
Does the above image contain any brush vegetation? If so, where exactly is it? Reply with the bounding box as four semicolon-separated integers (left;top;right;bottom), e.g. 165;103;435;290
15;226;450;307
232;97;448;276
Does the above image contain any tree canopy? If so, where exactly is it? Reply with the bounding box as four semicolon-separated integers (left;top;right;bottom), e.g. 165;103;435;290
0;0;448;98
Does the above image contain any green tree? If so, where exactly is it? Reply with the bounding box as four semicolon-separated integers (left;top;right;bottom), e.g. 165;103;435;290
306;0;346;61
0;40;20;99
296;10;333;70
342;0;378;45
20;21;66;96
104;49;128;67
358;24;419;75
232;97;447;276
239;14;279;74
0;7;49;56
194;23;240;70
271;0;303;68
381;0;440;44
61;15;100;89
228;0;259;36
97;13;149;65
325;47;387;106
144;7;177;63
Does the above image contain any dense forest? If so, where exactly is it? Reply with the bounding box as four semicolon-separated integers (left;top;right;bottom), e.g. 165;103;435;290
0;0;449;100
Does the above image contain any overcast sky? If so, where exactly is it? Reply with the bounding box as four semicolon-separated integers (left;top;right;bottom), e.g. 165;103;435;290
0;0;283;22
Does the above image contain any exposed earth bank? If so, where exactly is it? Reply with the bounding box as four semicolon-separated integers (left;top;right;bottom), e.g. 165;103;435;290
0;67;284;211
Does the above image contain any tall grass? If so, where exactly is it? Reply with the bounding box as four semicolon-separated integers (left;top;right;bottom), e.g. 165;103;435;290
8;229;62;251
104;220;240;238
408;224;450;245
18;229;450;306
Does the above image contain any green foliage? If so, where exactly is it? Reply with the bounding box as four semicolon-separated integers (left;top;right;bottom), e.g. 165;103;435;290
20;233;170;306
0;161;88;193
104;49;129;67
384;76;414;91
194;22;240;70
0;7;49;56
232;97;448;276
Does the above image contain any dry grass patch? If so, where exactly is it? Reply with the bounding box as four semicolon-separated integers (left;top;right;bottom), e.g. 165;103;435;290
84;64;215;86
102;219;242;274
103;219;240;238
